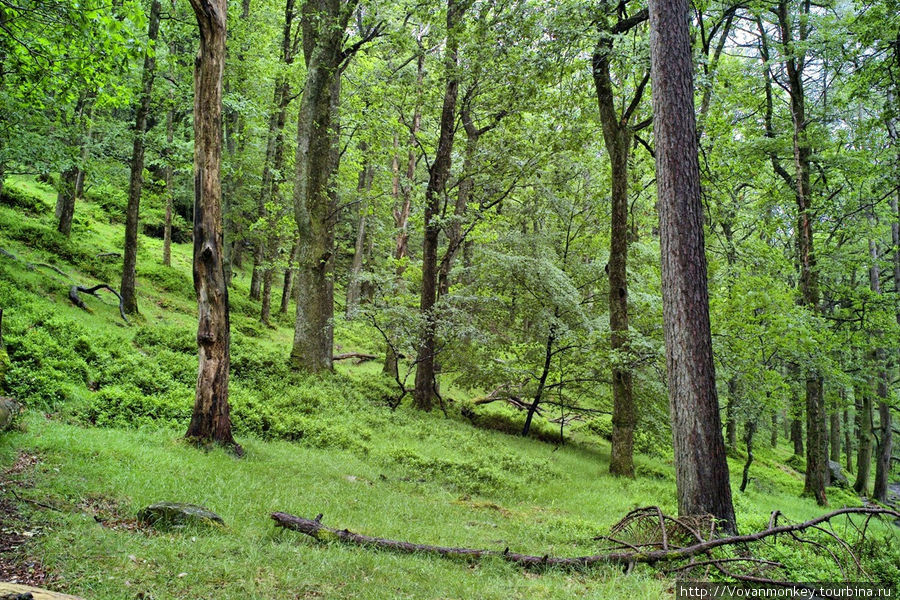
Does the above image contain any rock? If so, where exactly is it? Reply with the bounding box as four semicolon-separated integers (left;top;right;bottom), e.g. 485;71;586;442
0;396;21;431
0;582;84;599
136;502;224;529
827;460;849;488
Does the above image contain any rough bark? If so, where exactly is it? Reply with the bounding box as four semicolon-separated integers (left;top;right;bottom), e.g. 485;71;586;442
648;0;736;531
121;0;162;316
290;0;354;373
185;0;238;452
413;0;466;411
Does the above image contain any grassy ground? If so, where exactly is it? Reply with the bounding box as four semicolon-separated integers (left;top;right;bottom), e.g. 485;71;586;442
0;176;897;598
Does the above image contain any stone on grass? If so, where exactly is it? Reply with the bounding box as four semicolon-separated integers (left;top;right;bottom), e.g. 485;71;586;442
827;460;849;488
0;397;21;431
136;502;224;529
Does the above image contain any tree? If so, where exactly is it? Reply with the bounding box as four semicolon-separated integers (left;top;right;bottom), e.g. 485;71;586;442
185;0;239;452
648;0;736;531
121;0;163;316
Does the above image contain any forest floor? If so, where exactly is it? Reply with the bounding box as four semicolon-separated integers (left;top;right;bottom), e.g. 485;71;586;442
0;176;897;599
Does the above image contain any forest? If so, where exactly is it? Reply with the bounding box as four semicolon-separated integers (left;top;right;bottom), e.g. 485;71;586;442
0;0;898;597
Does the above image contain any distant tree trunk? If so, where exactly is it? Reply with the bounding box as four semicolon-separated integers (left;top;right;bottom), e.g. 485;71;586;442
163;96;175;267
413;0;466;411
791;413;804;456
346;146;373;318
648;0;735;532
725;379;738;451
522;323;555;437
853;387;873;495
740;419;757;493
184;0;238;452
592;10;648;478
830;409;840;464
843;408;853;473
770;412;778;447
261;267;274;325
868;231;892;502
121;0;162;316
280;238;299;314
290;0;354;373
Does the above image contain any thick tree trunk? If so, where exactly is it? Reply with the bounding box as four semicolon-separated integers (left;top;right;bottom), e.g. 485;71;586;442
290;0;353;373
57;96;93;236
413;0;466;411
121;0;162;316
648;0;735;531
56;166;79;236
185;0;238;452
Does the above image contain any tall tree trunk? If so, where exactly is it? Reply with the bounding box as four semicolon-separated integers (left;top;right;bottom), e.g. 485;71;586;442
290;0;354;373
774;0;827;506
592;10;648;478
868;232;892;502
57;96;92;236
740;419;757;493
771;412;778;448
56;166;79;236
725;379;738;451
791;408;804;456
413;0;466;411
184;0;238;452
121;0;162;316
648;0;735;532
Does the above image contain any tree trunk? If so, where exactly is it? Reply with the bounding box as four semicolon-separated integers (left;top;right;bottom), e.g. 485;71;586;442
413;0;466;411
648;0;735;532
725;378;738;451
853;387;873;495
774;0;827;506
830;409;840;464
185;0;238;452
261;267;274;325
592;11;647;478
57;96;93;236
843;408;853;474
346;145;373;317
163;90;175;267
791;413;804;456
280;238;299;314
522;324;555;437
121;0;162;316
740;419;757;493
873;376;892;502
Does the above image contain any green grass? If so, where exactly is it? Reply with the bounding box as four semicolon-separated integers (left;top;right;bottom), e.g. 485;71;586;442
0;175;897;598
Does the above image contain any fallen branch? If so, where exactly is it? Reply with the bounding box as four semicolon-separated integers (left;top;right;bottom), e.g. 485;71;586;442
333;352;378;363
69;284;129;324
271;506;900;570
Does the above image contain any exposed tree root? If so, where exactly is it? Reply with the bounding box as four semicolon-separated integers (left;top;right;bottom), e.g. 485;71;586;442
272;506;900;580
68;284;129;324
332;352;378;363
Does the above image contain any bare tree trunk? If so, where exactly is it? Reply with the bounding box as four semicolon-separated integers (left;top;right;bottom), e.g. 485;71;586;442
725;379;738;451
791;414;804;457
522;324;555;437
261;267;274;325
121;0;162;316
185;0;238;452
648;0;735;531
740;419;757;493
413;0;466;411
868;232;892;502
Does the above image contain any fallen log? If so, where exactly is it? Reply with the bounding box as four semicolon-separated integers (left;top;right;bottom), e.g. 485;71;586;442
68;284;129;324
332;352;377;363
271;506;900;570
0;582;83;599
